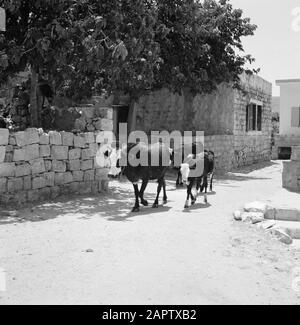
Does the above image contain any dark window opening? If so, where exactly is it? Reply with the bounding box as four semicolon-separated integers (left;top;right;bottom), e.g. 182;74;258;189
278;147;292;160
246;103;262;132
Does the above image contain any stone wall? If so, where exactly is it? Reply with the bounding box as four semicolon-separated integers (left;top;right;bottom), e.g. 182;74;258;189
282;146;300;191
0;128;112;206
134;73;272;171
233;74;272;167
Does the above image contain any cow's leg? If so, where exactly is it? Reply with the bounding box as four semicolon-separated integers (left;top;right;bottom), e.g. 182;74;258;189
162;179;168;204
132;183;140;212
202;175;208;204
153;178;163;208
184;179;194;208
176;170;182;187
210;172;214;192
190;179;197;205
139;179;149;206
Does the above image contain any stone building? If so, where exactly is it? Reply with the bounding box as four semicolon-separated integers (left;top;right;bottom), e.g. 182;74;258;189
127;73;272;172
273;79;300;159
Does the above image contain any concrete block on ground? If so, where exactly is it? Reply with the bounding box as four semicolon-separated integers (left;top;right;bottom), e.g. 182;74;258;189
275;207;300;222
0;129;9;146
270;227;293;245
51;145;68;160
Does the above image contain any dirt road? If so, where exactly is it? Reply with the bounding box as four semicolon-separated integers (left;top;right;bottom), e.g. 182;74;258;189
1;161;300;304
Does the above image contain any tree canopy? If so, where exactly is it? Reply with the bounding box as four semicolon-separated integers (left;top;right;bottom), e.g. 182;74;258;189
0;0;257;104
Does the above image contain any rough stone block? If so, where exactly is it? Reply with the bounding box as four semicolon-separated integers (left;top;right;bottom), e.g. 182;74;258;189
74;135;86;148
39;133;50;145
63;172;73;184
25;144;40;161
61;132;74;146
67;159;80;171
32;177;46;189
44;172;55;187
39;145;51;157
94;118;113;131
23;176;31;190
13;148;26;162
72;171;84;182
81;159;93;171
45;160;52;172
0;162;15;177
89;143;99;156
15;131;26;147
24;128;39;145
54;173;64;186
7;178;23;192
30;158;46;174
51;146;68;160
49;131;62;145
5;145;13;152
84;132;95;144
84;169;95;182
0;129;9;146
15;163;31;177
0;146;5;163
82;148;92;160
0;177;7;193
52;160;66;173
69;148;81;160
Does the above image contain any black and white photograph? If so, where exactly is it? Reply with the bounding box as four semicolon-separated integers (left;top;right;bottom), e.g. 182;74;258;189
0;0;300;309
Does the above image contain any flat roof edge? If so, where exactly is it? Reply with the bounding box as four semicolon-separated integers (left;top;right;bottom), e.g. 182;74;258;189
276;79;300;85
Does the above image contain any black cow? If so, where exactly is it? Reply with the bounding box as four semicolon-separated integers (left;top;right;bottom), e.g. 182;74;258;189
117;142;171;212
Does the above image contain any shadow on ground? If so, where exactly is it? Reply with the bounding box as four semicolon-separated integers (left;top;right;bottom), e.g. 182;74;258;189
0;161;280;225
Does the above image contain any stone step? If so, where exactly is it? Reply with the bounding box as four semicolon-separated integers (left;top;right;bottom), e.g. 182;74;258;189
264;206;300;222
275;221;300;239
